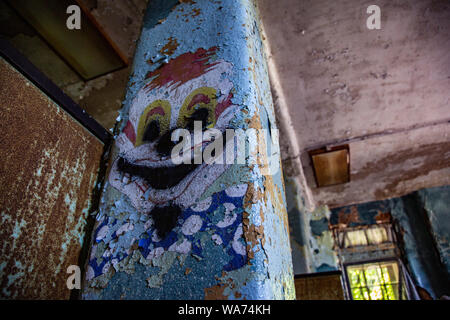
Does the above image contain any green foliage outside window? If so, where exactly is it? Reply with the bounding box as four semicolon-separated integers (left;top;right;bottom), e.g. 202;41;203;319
347;261;400;300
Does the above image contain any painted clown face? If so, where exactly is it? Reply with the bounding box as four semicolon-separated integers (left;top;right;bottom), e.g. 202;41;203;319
109;48;238;238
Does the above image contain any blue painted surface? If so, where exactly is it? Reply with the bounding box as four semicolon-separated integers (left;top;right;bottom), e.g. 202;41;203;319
88;189;247;280
82;0;294;300
310;218;329;237
284;175;338;275
419;185;450;275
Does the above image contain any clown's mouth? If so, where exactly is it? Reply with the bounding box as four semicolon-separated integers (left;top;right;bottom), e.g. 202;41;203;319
117;156;198;239
117;157;199;190
115;111;232;239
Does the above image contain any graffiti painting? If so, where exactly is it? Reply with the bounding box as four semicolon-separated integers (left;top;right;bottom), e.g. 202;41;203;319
85;47;248;282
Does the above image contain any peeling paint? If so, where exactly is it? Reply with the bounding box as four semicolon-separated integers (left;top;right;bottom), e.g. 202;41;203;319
82;0;293;300
159;37;179;56
283;173;338;274
0;58;104;299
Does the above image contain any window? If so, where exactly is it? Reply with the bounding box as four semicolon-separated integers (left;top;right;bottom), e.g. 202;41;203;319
332;220;415;300
346;261;407;300
342;225;389;247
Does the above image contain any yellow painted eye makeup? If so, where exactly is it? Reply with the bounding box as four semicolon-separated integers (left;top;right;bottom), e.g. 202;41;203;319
136;100;171;146
177;87;218;130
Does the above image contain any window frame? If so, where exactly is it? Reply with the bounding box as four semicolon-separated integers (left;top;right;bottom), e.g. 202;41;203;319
331;219;414;300
342;258;407;300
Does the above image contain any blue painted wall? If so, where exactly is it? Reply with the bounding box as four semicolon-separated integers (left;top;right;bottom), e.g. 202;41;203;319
418;186;450;275
284;175;338;275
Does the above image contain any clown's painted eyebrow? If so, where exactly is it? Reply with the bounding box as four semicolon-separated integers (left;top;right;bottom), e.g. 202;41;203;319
187;93;211;110
145;106;165;123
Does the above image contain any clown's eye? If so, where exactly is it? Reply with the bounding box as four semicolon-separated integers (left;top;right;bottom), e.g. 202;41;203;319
143;120;160;142
136;100;171;147
178;87;217;130
185;108;210;131
156;128;180;157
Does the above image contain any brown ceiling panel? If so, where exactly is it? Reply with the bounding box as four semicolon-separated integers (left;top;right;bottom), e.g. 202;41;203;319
310;146;350;187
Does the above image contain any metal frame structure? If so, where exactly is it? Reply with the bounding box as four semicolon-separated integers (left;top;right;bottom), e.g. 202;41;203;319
0;37;112;144
331;218;416;300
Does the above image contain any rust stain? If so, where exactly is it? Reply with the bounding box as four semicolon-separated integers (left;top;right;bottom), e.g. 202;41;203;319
0;58;104;299
375;211;392;223
204;284;227;300
243;183;264;209
243;184;265;263
246;111;263;130
246;224;264;247
159;37;179;56
242;109;291;261
337;206;361;227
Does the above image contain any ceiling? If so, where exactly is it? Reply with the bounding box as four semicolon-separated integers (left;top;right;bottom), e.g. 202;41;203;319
0;0;147;130
258;0;450;208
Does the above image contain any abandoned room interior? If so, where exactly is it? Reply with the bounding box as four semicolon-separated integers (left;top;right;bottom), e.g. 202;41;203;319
0;0;449;300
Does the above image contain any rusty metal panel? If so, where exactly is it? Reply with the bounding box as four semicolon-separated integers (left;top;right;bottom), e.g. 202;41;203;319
0;57;104;299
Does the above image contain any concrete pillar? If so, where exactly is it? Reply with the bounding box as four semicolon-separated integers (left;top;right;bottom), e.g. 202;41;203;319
81;0;294;300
